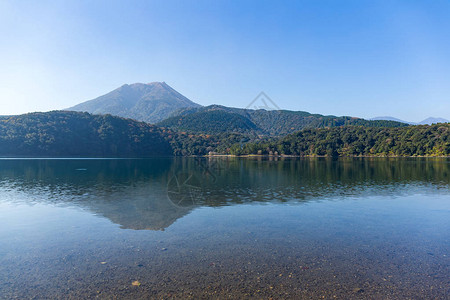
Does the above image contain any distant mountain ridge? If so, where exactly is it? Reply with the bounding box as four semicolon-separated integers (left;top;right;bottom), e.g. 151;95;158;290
418;117;449;125
65;82;445;136
370;116;413;124
67;82;201;124
371;116;449;125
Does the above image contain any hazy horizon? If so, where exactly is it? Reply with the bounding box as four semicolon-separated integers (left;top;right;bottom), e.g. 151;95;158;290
1;1;449;121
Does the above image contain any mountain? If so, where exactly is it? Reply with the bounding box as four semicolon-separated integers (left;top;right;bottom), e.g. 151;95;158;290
67;82;201;124
66;82;412;135
370;116;413;124
0;111;172;157
419;117;449;125
371;116;449;125
158;105;408;136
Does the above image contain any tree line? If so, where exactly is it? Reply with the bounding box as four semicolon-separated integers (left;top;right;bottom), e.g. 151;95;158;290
0;111;448;157
230;125;450;156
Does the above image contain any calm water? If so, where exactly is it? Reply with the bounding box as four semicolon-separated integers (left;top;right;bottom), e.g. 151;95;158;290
0;158;449;299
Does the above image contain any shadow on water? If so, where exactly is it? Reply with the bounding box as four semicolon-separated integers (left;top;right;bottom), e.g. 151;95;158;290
0;157;449;230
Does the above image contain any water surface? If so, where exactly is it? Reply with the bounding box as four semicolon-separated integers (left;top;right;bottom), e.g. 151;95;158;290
0;158;449;299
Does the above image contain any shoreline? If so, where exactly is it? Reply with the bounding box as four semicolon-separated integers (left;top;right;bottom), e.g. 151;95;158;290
0;154;448;159
206;154;450;158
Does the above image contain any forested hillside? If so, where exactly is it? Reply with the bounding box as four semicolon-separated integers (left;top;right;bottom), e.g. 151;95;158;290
159;110;258;134
158;105;408;136
0;111;448;157
234;124;450;156
0;111;172;157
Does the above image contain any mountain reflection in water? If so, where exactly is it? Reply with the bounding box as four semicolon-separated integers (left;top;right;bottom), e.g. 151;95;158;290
0;157;448;230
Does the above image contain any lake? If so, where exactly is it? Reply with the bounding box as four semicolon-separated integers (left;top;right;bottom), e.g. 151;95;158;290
0;157;449;299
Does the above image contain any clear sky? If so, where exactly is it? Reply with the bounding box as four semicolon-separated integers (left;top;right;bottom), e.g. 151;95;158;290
1;0;449;121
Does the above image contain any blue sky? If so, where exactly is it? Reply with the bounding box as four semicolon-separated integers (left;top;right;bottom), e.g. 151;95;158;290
1;0;449;121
